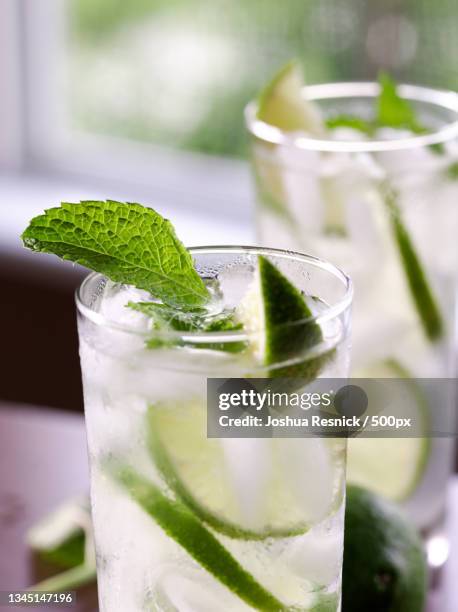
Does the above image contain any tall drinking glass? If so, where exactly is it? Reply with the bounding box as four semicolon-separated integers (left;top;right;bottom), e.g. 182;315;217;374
76;246;352;611
245;83;458;551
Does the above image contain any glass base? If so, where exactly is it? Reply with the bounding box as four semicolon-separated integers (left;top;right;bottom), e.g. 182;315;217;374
423;514;450;590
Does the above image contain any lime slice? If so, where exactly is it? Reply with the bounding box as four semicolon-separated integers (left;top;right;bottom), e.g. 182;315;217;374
347;359;431;502
258;60;324;136
237;255;334;379
383;186;444;342
148;402;344;540
114;466;286;611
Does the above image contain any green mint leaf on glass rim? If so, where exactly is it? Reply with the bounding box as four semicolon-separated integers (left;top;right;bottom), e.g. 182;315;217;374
376;72;445;155
376;73;425;134
21;200;210;310
327;73;445;155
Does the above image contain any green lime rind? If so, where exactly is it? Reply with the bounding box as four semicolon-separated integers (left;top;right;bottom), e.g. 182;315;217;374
114;466;288;612
266;348;336;384
260;256;323;365
237;256;335;384
147;406;310;541
258;257;334;381
384;186;444;342
343;485;427;612
240;256;335;384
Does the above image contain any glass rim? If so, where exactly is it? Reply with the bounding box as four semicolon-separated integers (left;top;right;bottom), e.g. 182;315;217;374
245;81;458;153
75;245;353;344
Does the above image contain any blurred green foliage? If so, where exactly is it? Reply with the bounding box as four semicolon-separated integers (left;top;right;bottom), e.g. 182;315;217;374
68;0;457;158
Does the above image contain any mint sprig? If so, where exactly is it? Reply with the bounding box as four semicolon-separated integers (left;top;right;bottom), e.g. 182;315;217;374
326;73;445;155
21;201;210;309
128;301;247;352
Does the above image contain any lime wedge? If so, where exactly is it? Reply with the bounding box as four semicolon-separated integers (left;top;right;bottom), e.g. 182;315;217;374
148;402;344;540
347;359;431;502
383;186;444;342
255;61;347;236
253;60;323;230
258;60;324;136
237;255;334;379
114;466;286;611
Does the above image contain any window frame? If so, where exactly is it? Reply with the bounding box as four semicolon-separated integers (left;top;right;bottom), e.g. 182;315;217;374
0;0;24;170
12;0;251;217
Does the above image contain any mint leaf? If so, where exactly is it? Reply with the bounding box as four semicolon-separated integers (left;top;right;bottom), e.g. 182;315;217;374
325;73;424;136
21;200;210;309
128;301;207;332
377;73;425;134
327;74;445;156
325;115;375;136
128;301;247;352
377;74;446;156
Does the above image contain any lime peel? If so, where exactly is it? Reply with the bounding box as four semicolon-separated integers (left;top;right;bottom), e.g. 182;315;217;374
147;403;312;540
114;466;289;611
237;256;334;380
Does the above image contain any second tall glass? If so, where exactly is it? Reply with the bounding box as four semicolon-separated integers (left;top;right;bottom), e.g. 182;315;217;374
246;82;458;541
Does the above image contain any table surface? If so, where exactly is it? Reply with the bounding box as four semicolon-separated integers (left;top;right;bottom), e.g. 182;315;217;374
0;403;457;612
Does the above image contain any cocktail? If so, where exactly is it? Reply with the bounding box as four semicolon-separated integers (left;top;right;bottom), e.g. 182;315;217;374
245;63;458;544
22;202;352;610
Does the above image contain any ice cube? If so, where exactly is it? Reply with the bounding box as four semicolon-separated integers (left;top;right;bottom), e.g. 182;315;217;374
280;438;336;524
281;514;344;586
153;566;246;611
220;438;271;529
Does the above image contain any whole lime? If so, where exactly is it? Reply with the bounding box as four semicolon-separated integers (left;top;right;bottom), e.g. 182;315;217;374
343;485;427;611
